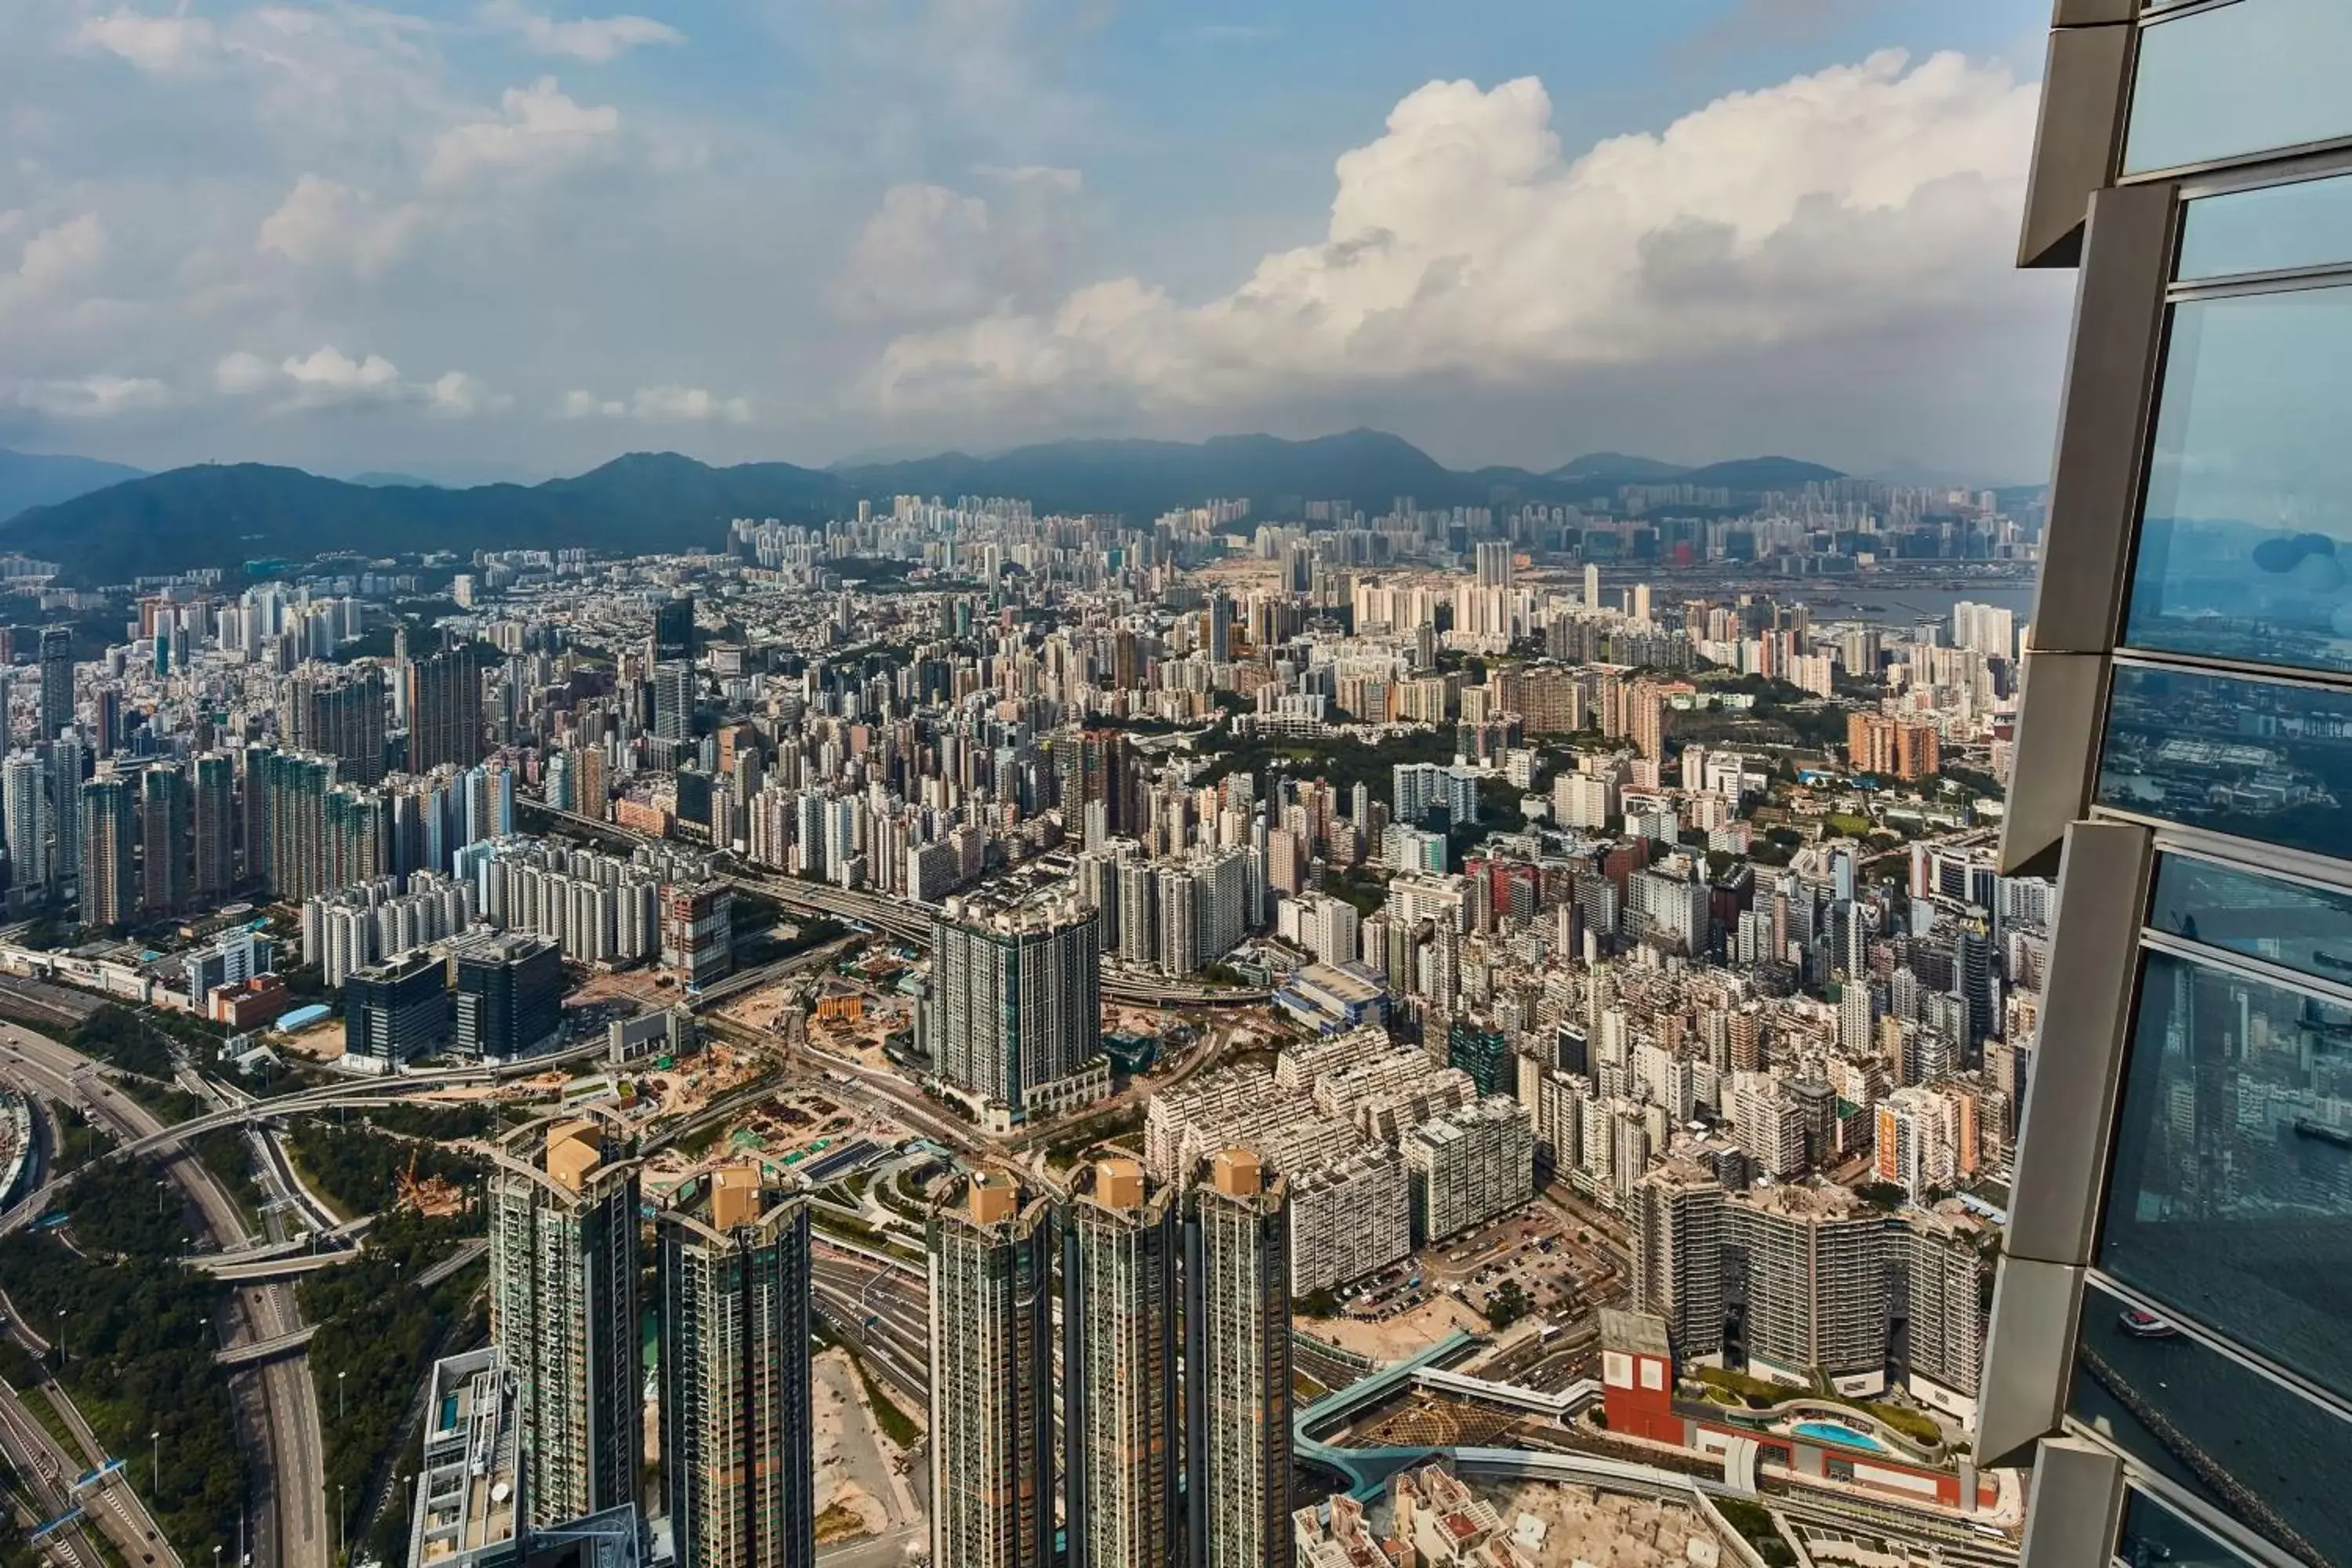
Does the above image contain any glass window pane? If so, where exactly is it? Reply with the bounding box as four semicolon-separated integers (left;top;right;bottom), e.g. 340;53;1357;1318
2125;292;2352;674
2096;665;2352;864
2119;1488;2267;1568
2075;1279;2352;1567
2126;0;2352;176
2100;949;2352;1402
2151;854;2352;987
2178;175;2352;281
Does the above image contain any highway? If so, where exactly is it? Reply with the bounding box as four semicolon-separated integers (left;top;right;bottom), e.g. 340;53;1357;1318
0;1021;328;1568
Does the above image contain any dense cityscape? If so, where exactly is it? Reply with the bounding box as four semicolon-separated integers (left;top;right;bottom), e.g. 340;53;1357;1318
0;460;2053;1568
3;2;2349;1568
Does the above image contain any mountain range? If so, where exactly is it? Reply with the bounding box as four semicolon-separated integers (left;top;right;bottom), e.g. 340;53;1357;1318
0;448;148;529
0;430;1849;586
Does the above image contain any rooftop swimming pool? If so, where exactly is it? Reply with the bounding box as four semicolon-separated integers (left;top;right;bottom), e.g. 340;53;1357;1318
1791;1419;1887;1453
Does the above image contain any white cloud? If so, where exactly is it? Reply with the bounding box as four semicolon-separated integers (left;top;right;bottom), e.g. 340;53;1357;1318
76;9;220;73
0;214;107;318
425;77;621;187
559;384;753;423
215;345;506;416
833;168;1083;325
483;3;685;64
256;175;426;277
865;50;2039;416
2;374;171;418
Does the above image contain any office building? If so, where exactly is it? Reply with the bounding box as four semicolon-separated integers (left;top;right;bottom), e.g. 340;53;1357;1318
652;662;695;743
920;893;1101;1123
658;1166;813;1568
35;626;71;743
407;647;485;774
77;775;136;928
191;751;235;900
926;1171;1055;1568
1185;1149;1292;1568
661;881;734;988
139;763;191;916
1060;1158;1178;1568
343;950;452;1068
1983;12;2352;1561
454;935;564;1060
487;1114;642;1526
653;594;697;664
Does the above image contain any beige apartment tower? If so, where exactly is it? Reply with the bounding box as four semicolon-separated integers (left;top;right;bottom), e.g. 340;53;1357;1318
486;1113;642;1526
1062;1157;1180;1568
1185;1149;1292;1568
927;1170;1056;1568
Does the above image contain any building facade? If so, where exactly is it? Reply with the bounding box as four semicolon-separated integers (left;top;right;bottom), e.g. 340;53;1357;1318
658;1166;814;1568
921;895;1102;1123
486;1115;641;1526
927;1171;1056;1568
1185;1149;1292;1568
1984;9;2352;1565
1060;1159;1179;1568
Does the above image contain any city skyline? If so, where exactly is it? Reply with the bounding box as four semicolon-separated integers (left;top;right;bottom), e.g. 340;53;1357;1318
0;1;2067;483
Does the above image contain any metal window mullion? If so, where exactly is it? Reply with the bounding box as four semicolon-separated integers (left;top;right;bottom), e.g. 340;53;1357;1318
1976;820;2155;1468
2136;927;2352;1011
2086;1268;2352;1428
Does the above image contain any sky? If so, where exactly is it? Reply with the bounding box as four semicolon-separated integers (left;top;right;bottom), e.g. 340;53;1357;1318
0;0;2073;485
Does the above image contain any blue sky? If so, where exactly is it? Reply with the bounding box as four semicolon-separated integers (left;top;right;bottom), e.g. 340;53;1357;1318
0;0;2070;483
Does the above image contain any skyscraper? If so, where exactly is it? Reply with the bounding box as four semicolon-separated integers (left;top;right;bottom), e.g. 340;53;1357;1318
191;751;235;900
35;626;71;743
138;763;191;915
487;1114;641;1526
653;594;697;664
406;647;484;774
1185;1149;1291;1568
286;663;387;786
920;893;1101;1123
256;750;337;902
1061;1159;1179;1568
77;775;136;928
652;661;695;743
659;1164;813;1568
2;750;49;897
927;1170;1054;1568
1984;10;2352;1562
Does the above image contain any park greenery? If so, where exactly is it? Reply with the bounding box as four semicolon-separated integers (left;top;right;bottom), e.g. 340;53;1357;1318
0;1156;247;1548
285;1116;487;1221
299;1210;485;1568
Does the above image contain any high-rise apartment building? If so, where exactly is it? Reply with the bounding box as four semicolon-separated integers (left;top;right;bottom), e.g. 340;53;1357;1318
920;893;1101;1123
652;662;695;743
487;1114;641;1526
2;750;49;897
1983;11;2352;1563
191;751;235;901
35;626;71;743
658;1165;813;1568
138;763;191;915
1060;1158;1178;1568
253;749;338;902
48;731;83;881
285;662;387;786
1185;1149;1291;1568
77;775;135;928
406;647;485;774
927;1170;1054;1568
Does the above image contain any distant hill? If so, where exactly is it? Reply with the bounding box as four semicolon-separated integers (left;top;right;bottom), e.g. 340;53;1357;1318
1677;456;1843;491
1547;452;1690;485
0;448;147;531
4;430;1849;584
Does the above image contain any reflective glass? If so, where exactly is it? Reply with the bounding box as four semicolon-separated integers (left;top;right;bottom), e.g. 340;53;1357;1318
2096;665;2352;863
2100;949;2352;1403
2118;1490;2263;1568
2126;292;2352;674
2150;855;2352;988
2125;0;2352;176
2074;1279;2352;1567
2178;175;2352;281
